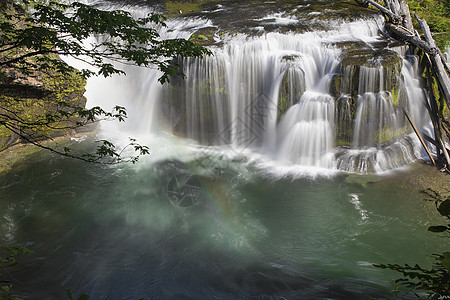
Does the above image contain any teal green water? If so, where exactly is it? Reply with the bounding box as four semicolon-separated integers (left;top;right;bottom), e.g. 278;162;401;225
0;140;447;299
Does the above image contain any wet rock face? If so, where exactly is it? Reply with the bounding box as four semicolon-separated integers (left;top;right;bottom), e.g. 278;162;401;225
278;67;306;121
340;49;402;95
340;48;402;69
0;67;87;151
160;0;380;34
333;48;405;148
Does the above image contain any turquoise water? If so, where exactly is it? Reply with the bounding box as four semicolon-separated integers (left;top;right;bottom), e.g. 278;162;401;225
0;137;446;299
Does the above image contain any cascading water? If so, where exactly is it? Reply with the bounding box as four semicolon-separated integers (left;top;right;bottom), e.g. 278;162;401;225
334;48;431;173
276;91;335;168
3;2;448;299
86;2;433;175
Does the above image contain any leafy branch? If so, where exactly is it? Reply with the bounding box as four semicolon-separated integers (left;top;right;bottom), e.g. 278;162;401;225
0;0;211;83
0;0;211;163
0;245;33;300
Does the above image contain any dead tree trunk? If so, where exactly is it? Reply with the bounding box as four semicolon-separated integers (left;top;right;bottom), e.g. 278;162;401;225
357;0;450;170
414;14;450;109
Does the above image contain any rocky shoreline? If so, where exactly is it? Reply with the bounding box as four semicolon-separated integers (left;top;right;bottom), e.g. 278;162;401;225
395;161;450;196
0;123;98;174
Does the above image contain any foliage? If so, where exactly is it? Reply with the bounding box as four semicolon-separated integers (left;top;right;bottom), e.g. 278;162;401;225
0;0;210;82
375;189;450;299
406;0;450;49
65;289;90;300
0;0;210;163
0;245;32;300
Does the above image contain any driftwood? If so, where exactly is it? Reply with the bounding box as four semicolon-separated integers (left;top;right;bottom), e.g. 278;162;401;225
414;14;450;108
358;0;450;170
422;51;450;169
403;109;436;166
384;23;438;55
362;0;401;24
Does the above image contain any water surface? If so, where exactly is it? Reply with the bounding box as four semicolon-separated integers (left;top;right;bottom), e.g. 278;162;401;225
0;138;446;299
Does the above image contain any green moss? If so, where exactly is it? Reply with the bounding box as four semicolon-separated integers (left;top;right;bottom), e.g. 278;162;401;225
406;0;450;51
329;74;341;98
341;49;401;69
335;140;352;147
439;96;447;116
0;63;87;151
189;28;217;46
277;67;305;121
374;126;409;144
335;96;357;146
391;87;399;107
433;32;450;54
277;93;290;121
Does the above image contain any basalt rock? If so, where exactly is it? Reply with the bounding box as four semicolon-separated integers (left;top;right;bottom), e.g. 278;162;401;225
0;66;87;151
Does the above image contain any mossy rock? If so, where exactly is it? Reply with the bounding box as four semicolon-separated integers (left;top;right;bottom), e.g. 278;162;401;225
335;95;357;146
0;65;87;151
340;49;402;69
339;48;402;99
189;27;218;46
374;126;409;144
329;74;342;98
277;66;305;121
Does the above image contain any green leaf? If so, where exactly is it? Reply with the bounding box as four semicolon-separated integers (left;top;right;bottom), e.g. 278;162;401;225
0;0;206;165
65;288;75;300
78;294;90;300
437;199;450;217
441;257;450;270
427;225;448;232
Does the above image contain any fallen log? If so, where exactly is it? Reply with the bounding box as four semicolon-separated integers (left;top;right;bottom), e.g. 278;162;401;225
414;14;450;109
358;0;449;106
422;52;450;169
384;23;437;55
424;133;439;148
443;122;450;137
362;0;402;24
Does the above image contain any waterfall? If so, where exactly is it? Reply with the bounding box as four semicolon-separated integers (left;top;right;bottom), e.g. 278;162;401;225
276;91;335;168
335;51;431;173
84;3;433;175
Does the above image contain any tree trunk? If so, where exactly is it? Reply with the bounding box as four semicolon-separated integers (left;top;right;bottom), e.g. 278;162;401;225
403;109;436;166
356;0;450;171
415;14;450;109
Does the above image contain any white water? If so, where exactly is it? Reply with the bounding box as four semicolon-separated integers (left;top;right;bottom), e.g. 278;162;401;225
83;9;432;175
